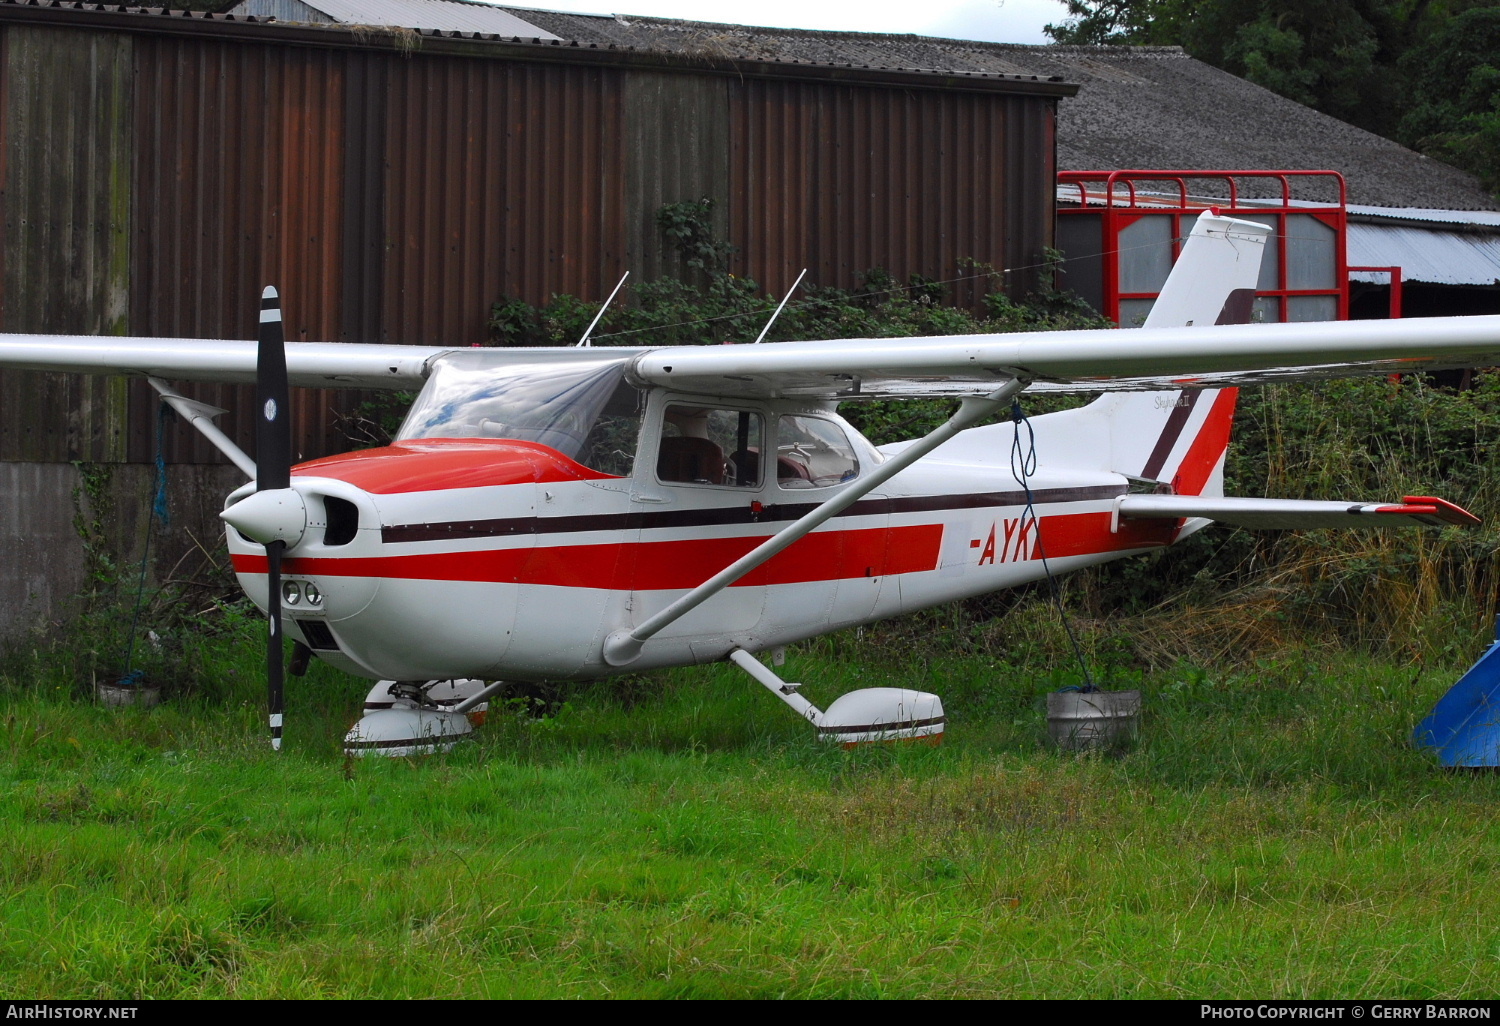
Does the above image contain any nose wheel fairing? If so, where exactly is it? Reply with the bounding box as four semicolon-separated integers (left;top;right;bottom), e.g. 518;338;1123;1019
345;678;496;757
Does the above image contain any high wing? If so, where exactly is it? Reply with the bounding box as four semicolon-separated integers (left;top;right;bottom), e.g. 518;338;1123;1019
0;336;456;389
2;314;1500;399
627;315;1500;399
0;208;1493;400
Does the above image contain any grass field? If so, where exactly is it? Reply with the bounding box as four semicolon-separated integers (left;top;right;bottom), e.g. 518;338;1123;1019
4;612;1500;999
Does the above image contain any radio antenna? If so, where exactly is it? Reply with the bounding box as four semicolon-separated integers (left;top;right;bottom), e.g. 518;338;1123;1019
577;271;630;347
752;268;808;344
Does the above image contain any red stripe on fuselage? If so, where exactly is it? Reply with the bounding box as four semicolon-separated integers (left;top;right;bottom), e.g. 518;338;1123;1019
293;438;617;494
232;509;1179;590
1033;511;1178;558
232;524;944;589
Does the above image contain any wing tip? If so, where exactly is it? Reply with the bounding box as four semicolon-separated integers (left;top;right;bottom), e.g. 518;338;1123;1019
1400;496;1482;527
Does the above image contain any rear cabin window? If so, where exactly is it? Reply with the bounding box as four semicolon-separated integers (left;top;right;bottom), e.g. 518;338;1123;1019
657;406;763;487
776;415;860;488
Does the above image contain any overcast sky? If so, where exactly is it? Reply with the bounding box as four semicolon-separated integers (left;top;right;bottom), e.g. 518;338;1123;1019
500;1;1066;45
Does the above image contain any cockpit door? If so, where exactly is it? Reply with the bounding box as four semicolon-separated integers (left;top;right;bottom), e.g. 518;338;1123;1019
622;399;771;639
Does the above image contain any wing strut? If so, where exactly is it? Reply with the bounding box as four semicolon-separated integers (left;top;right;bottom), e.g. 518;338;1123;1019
148;378;257;479
601;376;1029;667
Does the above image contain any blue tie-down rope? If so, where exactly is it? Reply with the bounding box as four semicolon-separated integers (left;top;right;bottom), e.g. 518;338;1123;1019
1009;399;1096;693
117;402;174;688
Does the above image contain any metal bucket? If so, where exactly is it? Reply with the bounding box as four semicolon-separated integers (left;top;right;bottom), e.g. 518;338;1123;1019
97;683;161;709
1047;690;1140;751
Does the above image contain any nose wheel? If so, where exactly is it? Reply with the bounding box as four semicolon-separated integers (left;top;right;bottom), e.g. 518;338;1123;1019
344;678;507;757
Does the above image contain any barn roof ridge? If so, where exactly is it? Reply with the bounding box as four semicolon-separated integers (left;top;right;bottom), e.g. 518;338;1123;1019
0;0;1076;95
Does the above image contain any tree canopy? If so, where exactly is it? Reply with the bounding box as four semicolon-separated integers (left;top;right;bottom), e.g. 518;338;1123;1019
1045;1;1500;196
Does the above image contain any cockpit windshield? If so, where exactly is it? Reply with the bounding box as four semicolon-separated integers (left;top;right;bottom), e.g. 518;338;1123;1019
396;350;644;476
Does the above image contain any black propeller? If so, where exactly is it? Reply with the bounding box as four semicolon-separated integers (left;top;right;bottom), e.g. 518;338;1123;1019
256;285;291;751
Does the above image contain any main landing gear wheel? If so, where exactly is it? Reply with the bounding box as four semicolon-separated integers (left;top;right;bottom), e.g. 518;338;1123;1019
727;649;945;746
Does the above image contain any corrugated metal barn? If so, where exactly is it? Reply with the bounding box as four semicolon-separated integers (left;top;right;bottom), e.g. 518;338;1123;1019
0;1;1075;637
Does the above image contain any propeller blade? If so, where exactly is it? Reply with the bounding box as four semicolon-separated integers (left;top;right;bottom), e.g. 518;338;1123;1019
267;539;285;751
256;286;291;492
257;286;291;750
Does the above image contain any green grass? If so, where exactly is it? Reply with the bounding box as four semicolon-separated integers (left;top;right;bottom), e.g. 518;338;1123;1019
4;619;1500;998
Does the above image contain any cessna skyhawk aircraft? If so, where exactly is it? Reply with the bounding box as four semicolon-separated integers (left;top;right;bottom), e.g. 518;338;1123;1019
3;212;1498;755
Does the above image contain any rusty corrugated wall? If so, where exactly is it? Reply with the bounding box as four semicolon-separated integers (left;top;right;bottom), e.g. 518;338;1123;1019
130;35;350;464
622;71;729;285
380;56;625;346
0;8;1070;468
0;25;131;463
729;81;1056;306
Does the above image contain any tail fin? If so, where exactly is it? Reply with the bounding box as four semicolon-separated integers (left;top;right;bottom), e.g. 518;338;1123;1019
1088;212;1271;497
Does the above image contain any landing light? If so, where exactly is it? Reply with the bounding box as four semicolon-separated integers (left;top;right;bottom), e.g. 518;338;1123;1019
303;582;322;605
282;580;301;605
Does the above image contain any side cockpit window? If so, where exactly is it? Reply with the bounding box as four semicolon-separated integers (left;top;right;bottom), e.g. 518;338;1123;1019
658;406;763;487
576;379;645;478
776;415;860;488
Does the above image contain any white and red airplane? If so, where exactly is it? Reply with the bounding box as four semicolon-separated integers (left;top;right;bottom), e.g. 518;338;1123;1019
3;212;1499;755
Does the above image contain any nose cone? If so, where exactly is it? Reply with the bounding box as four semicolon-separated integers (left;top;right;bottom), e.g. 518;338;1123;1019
222;487;308;547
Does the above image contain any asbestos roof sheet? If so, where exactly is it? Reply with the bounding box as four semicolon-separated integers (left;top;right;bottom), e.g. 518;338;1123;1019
1348;223;1500;286
266;0;561;37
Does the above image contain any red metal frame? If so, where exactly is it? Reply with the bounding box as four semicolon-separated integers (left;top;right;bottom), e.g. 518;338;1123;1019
1348;265;1404;318
1057;170;1349;325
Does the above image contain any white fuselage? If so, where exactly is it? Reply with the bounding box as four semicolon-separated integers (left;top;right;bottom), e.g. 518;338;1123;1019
228;394;1205;682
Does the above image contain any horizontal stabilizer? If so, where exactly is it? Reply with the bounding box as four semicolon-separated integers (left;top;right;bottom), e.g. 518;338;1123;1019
1116;493;1479;530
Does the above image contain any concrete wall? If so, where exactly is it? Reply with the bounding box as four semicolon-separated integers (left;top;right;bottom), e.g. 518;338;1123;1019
0;461;245;641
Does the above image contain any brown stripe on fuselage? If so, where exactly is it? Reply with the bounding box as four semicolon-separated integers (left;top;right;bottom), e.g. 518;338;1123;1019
381;484;1127;544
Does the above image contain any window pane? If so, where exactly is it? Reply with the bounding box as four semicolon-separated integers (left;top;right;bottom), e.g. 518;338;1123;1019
398;350;641;475
1253;296;1282;323
1287;295;1338;322
1235;213;1281;292
777;416;859;488
1286;214;1337;290
1117;298;1155;328
659;406;762;487
1056;213;1104;314
576;379;645;477
1118;215;1173;294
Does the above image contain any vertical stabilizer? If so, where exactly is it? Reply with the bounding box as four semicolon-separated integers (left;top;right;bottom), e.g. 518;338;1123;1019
1140;213;1268;330
914;212;1273;500
1089;212;1271;496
